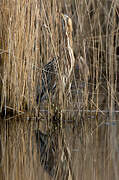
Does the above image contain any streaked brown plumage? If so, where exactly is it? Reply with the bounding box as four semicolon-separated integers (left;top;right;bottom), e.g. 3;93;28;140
37;14;75;103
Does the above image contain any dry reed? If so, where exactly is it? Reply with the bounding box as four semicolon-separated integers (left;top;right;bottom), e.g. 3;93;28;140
0;0;119;179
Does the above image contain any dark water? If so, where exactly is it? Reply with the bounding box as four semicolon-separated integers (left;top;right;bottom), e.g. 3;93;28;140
0;112;119;180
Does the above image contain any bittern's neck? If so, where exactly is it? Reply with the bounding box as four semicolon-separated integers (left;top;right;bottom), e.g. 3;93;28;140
61;32;75;92
65;32;73;48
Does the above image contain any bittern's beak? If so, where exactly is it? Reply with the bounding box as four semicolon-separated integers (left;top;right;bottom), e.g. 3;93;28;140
61;13;69;22
61;13;66;20
61;13;64;19
61;13;64;17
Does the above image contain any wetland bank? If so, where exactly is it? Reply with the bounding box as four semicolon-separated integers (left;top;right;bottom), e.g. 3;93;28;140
0;0;119;180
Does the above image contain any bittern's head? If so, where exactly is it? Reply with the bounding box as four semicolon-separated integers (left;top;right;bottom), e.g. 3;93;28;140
61;13;73;41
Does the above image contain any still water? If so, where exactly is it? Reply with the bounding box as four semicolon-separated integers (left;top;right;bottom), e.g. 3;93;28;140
0;112;119;180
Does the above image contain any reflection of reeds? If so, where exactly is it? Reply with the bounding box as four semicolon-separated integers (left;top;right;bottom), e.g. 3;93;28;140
1;117;119;180
0;137;4;180
35;129;74;179
0;137;2;165
0;1;119;178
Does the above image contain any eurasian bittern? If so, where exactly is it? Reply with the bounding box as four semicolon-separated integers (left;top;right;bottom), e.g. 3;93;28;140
37;13;75;103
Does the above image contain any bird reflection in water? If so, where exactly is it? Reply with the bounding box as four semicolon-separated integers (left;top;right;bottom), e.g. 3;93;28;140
35;129;73;179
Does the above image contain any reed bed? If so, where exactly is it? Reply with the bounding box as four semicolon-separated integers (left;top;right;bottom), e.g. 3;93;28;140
0;0;119;115
0;0;119;179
